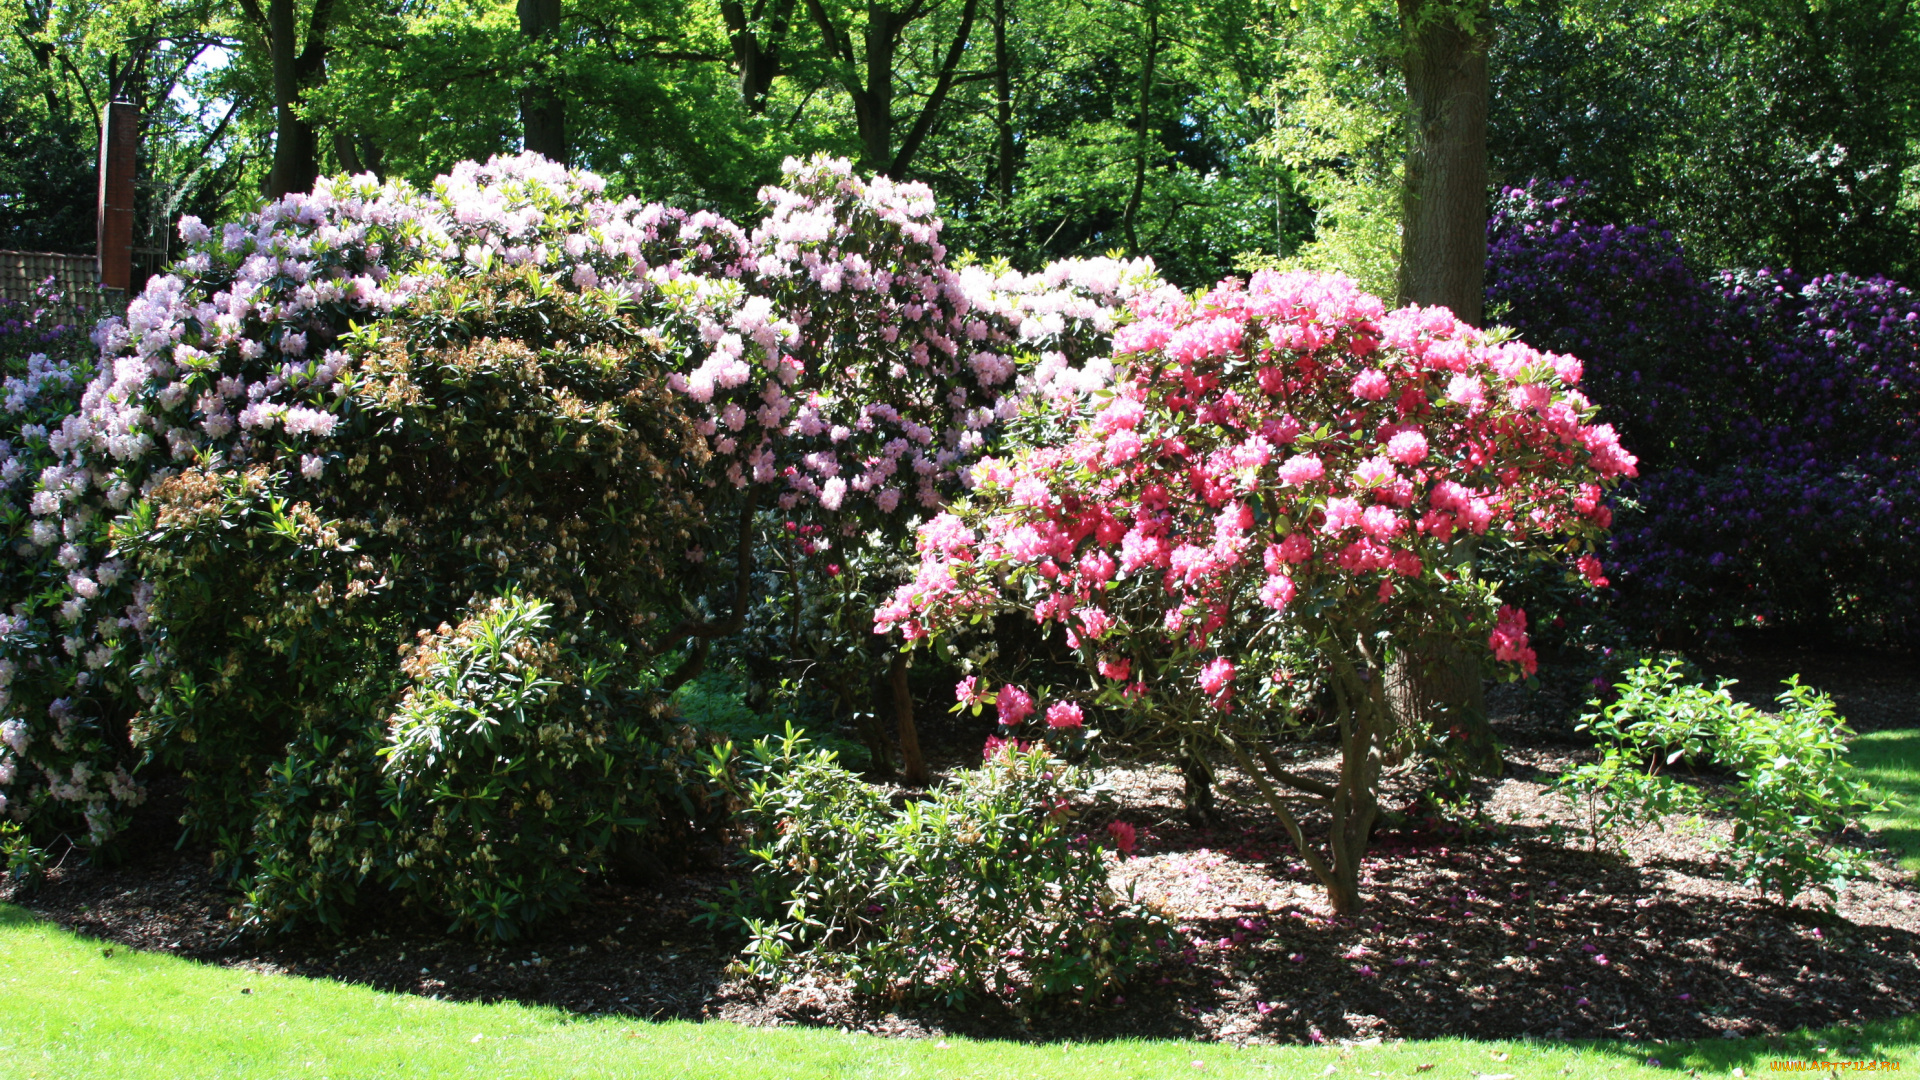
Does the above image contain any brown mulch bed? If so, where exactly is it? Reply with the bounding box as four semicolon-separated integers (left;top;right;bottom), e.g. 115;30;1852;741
4;644;1918;1046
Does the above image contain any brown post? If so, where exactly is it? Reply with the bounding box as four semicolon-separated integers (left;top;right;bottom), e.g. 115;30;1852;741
96;100;138;293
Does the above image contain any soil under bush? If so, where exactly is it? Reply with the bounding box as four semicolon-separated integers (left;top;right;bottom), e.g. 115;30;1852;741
5;641;1917;1046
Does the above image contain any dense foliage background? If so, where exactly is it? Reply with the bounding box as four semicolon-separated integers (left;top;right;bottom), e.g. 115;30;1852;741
5;0;1914;285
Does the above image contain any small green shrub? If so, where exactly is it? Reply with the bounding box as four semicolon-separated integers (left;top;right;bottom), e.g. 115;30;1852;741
708;732;1167;1007
670;666;869;771
238;594;725;938
1560;658;1875;903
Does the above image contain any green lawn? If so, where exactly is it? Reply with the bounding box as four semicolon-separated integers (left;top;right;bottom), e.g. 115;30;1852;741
1855;727;1920;872
0;905;1910;1079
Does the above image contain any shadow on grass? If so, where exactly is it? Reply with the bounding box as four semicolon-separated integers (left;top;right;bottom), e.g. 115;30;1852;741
1856;728;1920;871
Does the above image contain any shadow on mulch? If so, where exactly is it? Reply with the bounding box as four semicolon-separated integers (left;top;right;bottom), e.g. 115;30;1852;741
5;642;1918;1046
7;789;1918;1046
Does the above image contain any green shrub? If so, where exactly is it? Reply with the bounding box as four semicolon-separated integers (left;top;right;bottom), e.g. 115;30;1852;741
1559;658;1875;903
708;732;1167;1007
236;594;725;938
113;268;728;936
669;666;870;771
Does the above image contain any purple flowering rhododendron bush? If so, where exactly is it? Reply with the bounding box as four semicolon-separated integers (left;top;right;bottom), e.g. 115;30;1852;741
1487;181;1920;643
0;152;1164;934
879;271;1636;914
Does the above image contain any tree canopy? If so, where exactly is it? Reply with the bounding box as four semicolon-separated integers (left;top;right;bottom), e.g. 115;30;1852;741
2;0;1915;285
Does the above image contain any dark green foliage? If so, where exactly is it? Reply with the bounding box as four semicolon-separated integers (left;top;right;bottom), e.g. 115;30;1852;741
120;270;727;935
0;87;94;253
235;594;723;938
1491;0;1920;280
709;732;1168;1006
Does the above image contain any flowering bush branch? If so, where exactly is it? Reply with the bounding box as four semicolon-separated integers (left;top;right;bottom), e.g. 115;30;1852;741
881;270;1634;913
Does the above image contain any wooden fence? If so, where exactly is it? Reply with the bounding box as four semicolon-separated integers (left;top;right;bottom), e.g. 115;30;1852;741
0;250;99;308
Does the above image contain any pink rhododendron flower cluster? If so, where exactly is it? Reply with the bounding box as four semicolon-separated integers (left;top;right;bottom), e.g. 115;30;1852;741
879;269;1630;709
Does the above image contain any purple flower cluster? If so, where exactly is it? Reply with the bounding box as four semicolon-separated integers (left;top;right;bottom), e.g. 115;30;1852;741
1488;181;1920;642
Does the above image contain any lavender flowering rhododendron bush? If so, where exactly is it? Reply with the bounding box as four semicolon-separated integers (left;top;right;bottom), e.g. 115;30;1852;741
0;151;1163;933
1487;181;1920;642
880;270;1635;913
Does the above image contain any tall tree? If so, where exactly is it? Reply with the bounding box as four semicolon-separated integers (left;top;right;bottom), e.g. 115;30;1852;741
519;0;566;161
235;0;337;197
802;0;984;176
1120;0;1158;253
719;0;796;113
990;0;1012;205
1395;0;1489;325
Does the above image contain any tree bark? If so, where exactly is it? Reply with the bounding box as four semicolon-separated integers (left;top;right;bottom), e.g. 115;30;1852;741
806;0;981;178
332;130;364;175
888;651;929;785
1384;635;1501;790
1179;734;1217;828
265;0;314;196
721;0;796;114
992;0;1014;207
519;0;567;163
1395;0;1490;327
1393;1;1496;787
1122;0;1159;254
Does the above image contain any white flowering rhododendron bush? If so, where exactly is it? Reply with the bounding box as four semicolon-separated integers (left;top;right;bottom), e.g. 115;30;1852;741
878;270;1636;914
0;152;1164;934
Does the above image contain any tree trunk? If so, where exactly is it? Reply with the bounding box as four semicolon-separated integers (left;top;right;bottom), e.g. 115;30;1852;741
1179;735;1217;829
1395;0;1490;327
332;131;365;176
266;0;318;197
888;651;928;785
992;0;1014;207
1393;1;1495;786
722;0;795;114
519;0;567;163
1385;635;1501;793
805;0;976;179
856;6;899;172
1220;651;1383;916
1122;0;1159;254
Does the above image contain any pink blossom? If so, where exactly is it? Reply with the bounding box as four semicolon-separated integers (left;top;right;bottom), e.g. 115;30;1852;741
1489;605;1537;676
1045;701;1084;729
1095;396;1145;432
996;684;1035;724
1576;553;1609;588
1386;430;1428;465
1097;655;1132;681
1259;573;1296;610
1360;505;1403;539
1353;455;1396;487
1197;657;1235;697
1276;454;1324;486
1350;369;1391;400
955;675;983;704
1321;496;1363;533
1107;820;1138;856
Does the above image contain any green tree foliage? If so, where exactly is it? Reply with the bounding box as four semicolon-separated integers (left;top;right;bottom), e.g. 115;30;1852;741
6;0;1916;284
1490;0;1920;280
1;0;246;259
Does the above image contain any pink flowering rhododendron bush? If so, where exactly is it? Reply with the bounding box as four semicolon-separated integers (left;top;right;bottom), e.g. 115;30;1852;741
0;151;1162;933
880;270;1636;914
